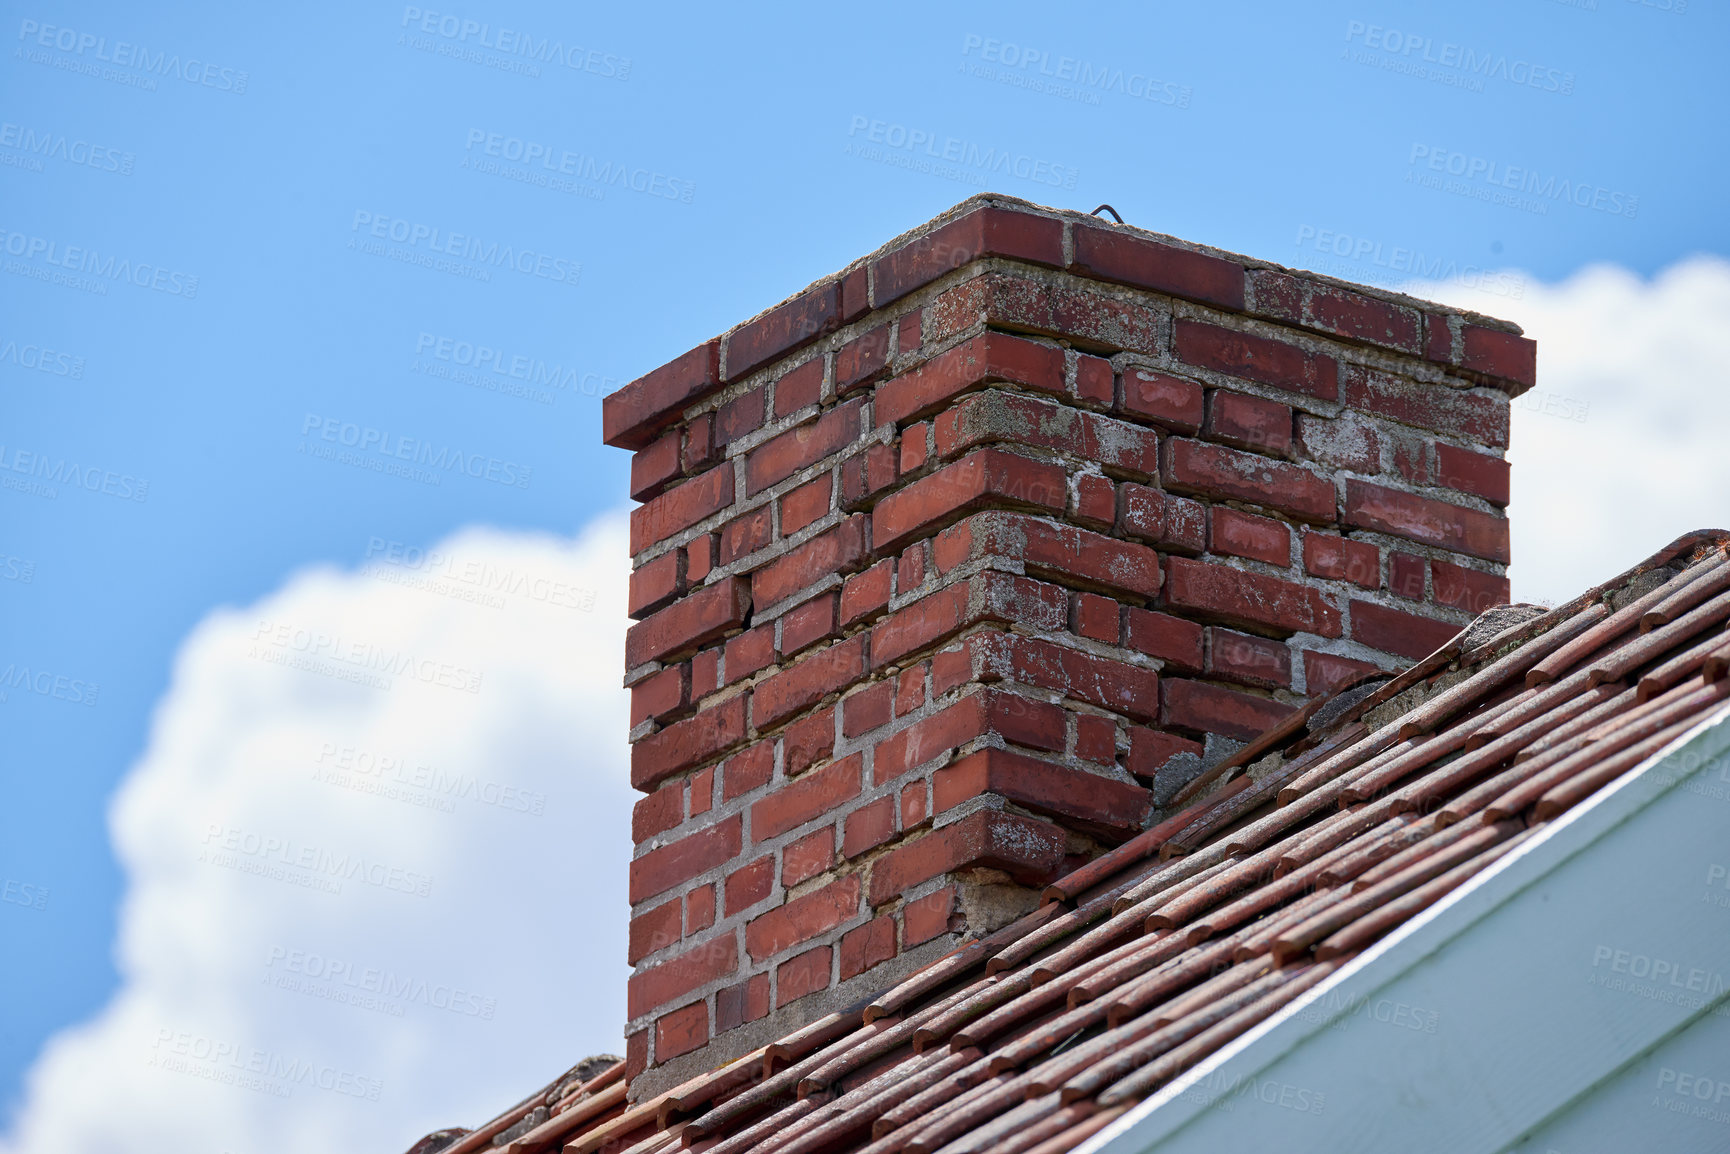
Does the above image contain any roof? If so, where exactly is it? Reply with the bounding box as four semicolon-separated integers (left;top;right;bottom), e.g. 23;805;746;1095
413;529;1730;1154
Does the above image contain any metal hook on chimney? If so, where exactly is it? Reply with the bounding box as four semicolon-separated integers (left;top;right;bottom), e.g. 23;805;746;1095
1090;204;1124;224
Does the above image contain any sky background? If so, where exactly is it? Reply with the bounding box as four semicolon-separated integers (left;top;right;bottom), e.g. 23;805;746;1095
2;0;1727;1150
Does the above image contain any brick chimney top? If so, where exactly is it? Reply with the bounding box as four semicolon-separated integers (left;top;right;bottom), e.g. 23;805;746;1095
610;193;1531;1097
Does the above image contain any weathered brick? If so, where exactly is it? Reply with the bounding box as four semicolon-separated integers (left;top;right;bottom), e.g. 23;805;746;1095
604;341;720;451
1294;414;1381;475
840;267;868;323
871;205;1065;306
628;550;683;620
977;632;1163;722
842;680;895;738
780;474;833;537
629;899;681;965
724;625;776;685
1351;599;1462;660
839;915;898;980
776;946;833;1007
866;809;1065;905
944;511;1163;600
1205;390;1292;457
1252;273;1422;354
1343;479;1510;564
872;449;1067;552
897;543;925;593
1460;325;1536;388
655;1001;709;1061
682;413;716;473
1390;552;1426;600
1074;354;1114;407
1073;473;1116;530
751;754;863;841
1303;532;1380;589
691;648;720;699
782;705;837;776
721;740;774;803
715;973;770;1033
716;386;767;447
958;270;1168;355
627;578;752;668
875;333;1066;428
1074;714;1117;764
1120;368;1204;434
1070;223;1246;310
840;559;894;627
724;855;774;915
1126;727;1204;780
1164;439;1336;523
627;932;737;1018
1435;442;1510;506
781;594;839;658
843;795;897;858
719;506;773;567
835;325;893;394
686;534;716;584
631;429;682;502
1210;507;1291;567
631;696;749;792
1124;608;1204;672
1431;559;1510;616
746;398;865;496
751;516;868;609
897;308;924;355
690;767;715;817
628;814;743;904
686;882;715;933
774;357;824;418
780;827;836;888
1207;627;1292;689
901;422;931;475
1116;483;1207;554
725;282;840;382
1173;319;1337;401
1163;555;1342;637
746;875;859;961
630;463;735;554
1341;366;1509;448
896;666;926;715
934;747;1150;834
1073;592;1121;643
903;887;960;947
753;636;868;730
900;782;929;832
1161;678;1295;741
632;782;684;844
932;390;1160;478
839;441;899;509
870;572;1067;670
631;664;689;728
1303;650;1385;696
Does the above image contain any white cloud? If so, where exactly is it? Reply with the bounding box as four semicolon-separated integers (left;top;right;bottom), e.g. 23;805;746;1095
1;514;636;1154
1406;256;1730;606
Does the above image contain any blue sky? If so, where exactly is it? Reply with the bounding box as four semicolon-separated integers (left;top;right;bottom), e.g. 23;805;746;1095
2;0;1726;1145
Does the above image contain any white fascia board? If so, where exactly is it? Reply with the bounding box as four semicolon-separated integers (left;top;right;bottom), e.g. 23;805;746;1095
1080;700;1730;1154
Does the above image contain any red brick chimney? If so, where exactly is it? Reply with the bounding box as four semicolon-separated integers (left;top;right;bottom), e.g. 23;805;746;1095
605;195;1532;1097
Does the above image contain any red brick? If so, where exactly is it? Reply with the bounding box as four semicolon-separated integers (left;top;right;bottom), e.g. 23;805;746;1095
900;783;929;831
1174;319;1337;401
628;550;683;620
932;390;1159;479
689;767;715;817
903;886;960;947
721;740;774;803
1210;507;1291;567
870;690;1069;784
1074;714;1117;764
1302;282;1422;354
901;422;931;474
842;680;895;738
876;333;1067;428
897;543;925;593
781;475;833;537
835;325;892;394
631;664;689;728
866;809;1065;906
1205;391;1292;456
715;974;770;1033
1341;366;1509;448
839;915;898;980
981;633;1163;722
869;573;1067;671
934;747;1149;834
752;754;863;841
632;783;684;844
628;899;681;965
841;266;868;322
630;463;735;554
1294;414;1380;474
774;357;824;418
1393;432;1429;485
1424;312;1454;364
1207;627;1292;689
782;705;837;777
957;265;1171;354
1343;479;1509;564
1117;484;1208;554
1303;533;1380;589
686;883;715;934
840;559;894;628
1304;650;1386;696
724;625;775;684
725;282;839;382
781;594;839;657
631;430;681;502
1390;552;1426;600
716;386;766;447
625;1030;647;1084
1460;325;1536;388
1074;354;1114;407
628;814;743;904
897;308;923;354
1123;608;1204;672
752;636;868;730
871;205;1065;306
631;696;749;791
1164;439;1335;523
682;413;716;473
1432;560;1510;616
843;796;897;859
627;577;752;668
781;827;835;887
725;855;774;915
1070;223;1246;310
1073;592;1121;643
1161;679;1295;741
604;341;719;451
655;1002;709;1061
896;666;926;715
746;875;859;961
1073;474;1116;530
776;946;833;1007
1120;368;1204;434
1436;443;1510;506
1126;727;1204;780
719;506;773;567
691;648;720;698
686;534;716;584
1163;555;1342;637
627;932;737;1018
1351;599;1462;660
963;511;1163;600
752;516;868;609
746;398;865;496
839;440;899;509
872;449;1067;552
